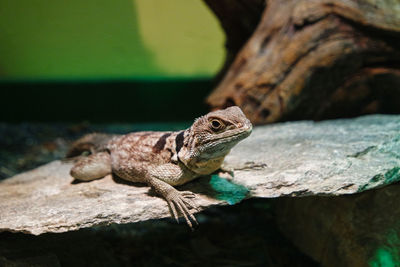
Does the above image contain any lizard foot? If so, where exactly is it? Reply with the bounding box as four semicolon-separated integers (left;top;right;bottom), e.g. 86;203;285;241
166;190;199;229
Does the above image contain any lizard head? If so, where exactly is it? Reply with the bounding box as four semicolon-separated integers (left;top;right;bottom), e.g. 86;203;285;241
181;106;252;164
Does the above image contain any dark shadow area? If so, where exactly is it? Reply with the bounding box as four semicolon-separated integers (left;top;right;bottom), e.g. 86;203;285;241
111;173;148;188
0;78;212;123
70;178;106;185
0;199;319;267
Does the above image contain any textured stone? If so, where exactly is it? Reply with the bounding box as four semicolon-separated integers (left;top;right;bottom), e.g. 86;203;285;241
0;161;227;235
0;114;399;235
224;114;400;197
275;184;400;267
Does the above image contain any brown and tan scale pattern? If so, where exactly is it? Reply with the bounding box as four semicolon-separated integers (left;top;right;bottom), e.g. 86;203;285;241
68;106;252;228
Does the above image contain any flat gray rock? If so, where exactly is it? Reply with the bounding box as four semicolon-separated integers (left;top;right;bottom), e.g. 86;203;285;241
0;115;399;235
225;114;400;197
0;162;226;235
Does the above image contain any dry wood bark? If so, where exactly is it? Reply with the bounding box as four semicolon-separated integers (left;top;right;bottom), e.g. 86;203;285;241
205;0;400;124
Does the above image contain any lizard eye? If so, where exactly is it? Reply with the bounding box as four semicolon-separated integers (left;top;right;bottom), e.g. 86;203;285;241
210;119;224;131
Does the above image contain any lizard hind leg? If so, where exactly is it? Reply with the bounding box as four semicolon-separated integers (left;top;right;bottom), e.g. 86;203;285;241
70;152;111;181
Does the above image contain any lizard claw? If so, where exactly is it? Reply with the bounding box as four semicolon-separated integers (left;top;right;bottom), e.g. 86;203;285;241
180;192;200;212
166;191;198;229
181;191;196;198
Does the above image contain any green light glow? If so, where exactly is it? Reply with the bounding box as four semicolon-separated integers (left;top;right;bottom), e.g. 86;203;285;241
370;248;396;267
209;175;249;205
370;230;400;267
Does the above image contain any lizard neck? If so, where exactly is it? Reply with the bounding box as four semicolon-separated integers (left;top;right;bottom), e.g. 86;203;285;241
177;143;228;175
185;156;226;175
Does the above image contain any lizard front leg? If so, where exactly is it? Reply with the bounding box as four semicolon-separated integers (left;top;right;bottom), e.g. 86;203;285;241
146;163;199;228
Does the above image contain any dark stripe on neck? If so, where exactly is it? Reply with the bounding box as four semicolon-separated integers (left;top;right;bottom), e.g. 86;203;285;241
175;131;185;154
152;132;171;153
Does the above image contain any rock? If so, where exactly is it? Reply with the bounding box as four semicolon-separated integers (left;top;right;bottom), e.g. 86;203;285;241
0;114;399;235
0;161;228;235
224;114;400;197
275;183;400;267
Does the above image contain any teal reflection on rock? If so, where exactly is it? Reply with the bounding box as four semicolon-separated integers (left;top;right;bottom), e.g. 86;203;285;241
209;174;249;205
358;167;400;192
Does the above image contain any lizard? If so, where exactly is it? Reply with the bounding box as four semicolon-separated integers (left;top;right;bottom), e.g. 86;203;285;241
66;106;252;228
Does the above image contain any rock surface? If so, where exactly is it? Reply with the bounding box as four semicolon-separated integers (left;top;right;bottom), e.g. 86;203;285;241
275;183;400;267
0;114;399;235
224;114;400;197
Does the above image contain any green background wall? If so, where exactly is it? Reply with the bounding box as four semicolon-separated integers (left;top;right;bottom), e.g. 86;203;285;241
0;0;224;80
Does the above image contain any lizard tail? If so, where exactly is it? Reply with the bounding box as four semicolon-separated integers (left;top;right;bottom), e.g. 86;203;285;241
66;133;114;158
